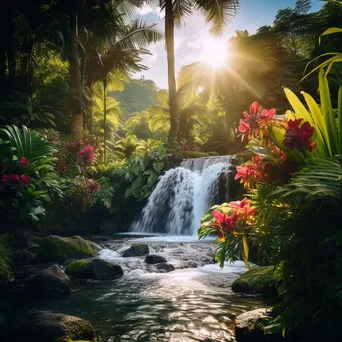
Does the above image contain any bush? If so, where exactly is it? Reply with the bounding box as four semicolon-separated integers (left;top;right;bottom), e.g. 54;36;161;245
0;234;13;284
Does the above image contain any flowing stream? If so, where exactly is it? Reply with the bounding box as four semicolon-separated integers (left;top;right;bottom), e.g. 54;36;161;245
131;156;232;235
1;157;264;341
2;235;264;342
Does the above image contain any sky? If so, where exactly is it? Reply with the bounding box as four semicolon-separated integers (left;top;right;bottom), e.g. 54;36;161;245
134;0;324;89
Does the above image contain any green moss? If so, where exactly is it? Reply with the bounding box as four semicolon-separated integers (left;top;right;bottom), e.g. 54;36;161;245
37;236;96;262
182;151;210;158
232;266;280;295
65;260;92;278
207;152;220;156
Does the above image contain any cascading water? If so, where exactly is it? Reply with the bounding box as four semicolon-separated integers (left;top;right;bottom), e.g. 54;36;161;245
131;156;232;235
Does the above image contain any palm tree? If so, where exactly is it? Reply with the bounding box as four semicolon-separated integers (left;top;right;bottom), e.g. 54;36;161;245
147;0;239;145
51;0;162;138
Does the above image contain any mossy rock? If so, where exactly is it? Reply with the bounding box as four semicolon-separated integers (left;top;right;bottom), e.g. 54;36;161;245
37;235;96;263
182;151;210;158
65;258;123;280
65;260;92;279
232;266;279;295
17;311;95;342
207;152;220;156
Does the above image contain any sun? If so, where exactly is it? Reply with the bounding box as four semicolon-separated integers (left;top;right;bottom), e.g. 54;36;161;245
200;38;231;68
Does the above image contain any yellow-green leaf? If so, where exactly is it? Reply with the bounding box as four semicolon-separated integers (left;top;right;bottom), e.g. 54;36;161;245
242;234;250;270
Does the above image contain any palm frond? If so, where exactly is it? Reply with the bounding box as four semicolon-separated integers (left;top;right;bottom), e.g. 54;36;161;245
194;0;239;35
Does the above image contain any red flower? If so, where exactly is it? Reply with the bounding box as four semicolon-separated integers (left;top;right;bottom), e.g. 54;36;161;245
10;174;19;181
19;157;29;167
283;119;316;152
1;174;10;183
210;210;238;232
88;181;100;194
77;145;96;164
19;175;30;185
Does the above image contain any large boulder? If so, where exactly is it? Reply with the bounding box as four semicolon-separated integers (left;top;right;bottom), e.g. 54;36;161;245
235;308;280;342
24;264;71;294
15;229;42;251
122;244;149;257
16;311;95;342
13;249;36;266
91;258;123;280
37;235;96;262
145;255;167;264
232;266;279;295
99;219;119;235
65;258;123;280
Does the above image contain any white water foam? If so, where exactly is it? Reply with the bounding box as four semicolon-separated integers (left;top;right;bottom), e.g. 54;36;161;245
131;156;232;236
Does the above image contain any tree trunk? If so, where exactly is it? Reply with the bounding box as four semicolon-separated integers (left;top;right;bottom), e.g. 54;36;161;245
103;75;107;164
6;13;16;85
165;0;178;146
70;8;83;139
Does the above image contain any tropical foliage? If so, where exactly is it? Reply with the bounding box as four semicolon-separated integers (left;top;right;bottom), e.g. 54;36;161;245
199;58;342;339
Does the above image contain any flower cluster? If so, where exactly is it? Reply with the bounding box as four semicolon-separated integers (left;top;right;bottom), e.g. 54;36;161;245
182;144;200;152
235;155;277;188
209;198;256;241
64;140;83;154
1;173;30;186
77;145;96;165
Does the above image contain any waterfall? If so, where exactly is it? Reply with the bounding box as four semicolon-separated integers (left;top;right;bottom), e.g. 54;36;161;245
130;156;232;236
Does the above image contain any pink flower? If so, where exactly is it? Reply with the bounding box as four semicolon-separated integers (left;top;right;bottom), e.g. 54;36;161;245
19;157;29;167
260;108;276;120
77;145;96;164
10;174;19;181
1;174;10;183
283;119;316;152
19;175;30;185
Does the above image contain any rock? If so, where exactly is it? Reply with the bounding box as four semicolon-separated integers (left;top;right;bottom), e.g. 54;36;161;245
65;258;123;280
122;244;149;257
235;308;279;342
24;265;71;294
65;259;93;279
145;255;167;264
89;241;102;253
185;261;198;268
91;258;124;280
99;219;119;235
155;263;175;273
37;235;96;262
232;266;279;295
16;310;95;342
13;249;36;266
15;229;42;251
